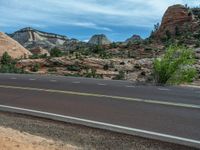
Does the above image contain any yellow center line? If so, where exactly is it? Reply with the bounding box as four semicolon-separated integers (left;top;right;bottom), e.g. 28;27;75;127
0;84;199;109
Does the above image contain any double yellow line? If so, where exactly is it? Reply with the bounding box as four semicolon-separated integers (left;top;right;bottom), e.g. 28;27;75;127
0;84;199;109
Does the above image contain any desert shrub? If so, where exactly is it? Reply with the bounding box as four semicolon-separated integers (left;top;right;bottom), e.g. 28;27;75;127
113;71;125;80
0;64;25;73
153;45;197;85
103;64;109;70
65;73;81;77
67;65;81;71
84;68;102;78
194;42;200;48
1;52;12;65
109;42;117;48
48;67;57;72
0;52;26;74
50;48;63;57
91;45;104;54
100;51;112;59
29;54;40;59
31;64;40;72
30;54;48;59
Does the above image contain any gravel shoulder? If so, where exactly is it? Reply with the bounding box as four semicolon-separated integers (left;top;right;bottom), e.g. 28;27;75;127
0;111;198;150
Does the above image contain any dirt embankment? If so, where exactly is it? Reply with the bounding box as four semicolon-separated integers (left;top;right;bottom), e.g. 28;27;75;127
0;126;80;150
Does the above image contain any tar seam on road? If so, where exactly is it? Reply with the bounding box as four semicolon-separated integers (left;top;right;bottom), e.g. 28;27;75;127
0;104;199;148
0;84;199;109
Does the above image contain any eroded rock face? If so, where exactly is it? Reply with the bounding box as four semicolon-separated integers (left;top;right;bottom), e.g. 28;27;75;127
88;34;111;45
155;4;198;38
30;47;50;56
0;32;32;59
10;27;69;51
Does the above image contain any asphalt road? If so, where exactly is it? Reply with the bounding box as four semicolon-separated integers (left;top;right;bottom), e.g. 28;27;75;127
0;73;199;148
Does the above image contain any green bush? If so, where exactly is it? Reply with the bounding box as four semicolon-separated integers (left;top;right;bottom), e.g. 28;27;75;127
48;67;57;72
31;64;40;72
103;64;109;70
50;48;63;57
1;52;12;65
0;52;25;74
83;68;102;79
30;54;48;59
67;65;81;71
91;45;104;54
153;45;197;85
113;71;125;80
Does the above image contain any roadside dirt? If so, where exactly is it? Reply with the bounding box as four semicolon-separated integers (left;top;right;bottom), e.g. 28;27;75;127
0;126;80;150
0;112;197;150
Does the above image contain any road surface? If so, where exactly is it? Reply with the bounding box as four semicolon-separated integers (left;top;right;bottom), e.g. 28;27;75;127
0;73;199;148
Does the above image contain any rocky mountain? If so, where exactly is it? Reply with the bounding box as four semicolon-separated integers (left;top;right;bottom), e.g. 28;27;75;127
88;34;111;45
154;4;199;39
9;27;69;51
125;35;143;43
0;32;32;59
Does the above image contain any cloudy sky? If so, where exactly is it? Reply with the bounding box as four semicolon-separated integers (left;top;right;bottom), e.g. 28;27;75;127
0;0;199;41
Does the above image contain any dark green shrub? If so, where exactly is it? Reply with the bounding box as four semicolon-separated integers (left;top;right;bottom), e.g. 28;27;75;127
103;64;109;70
48;67;57;72
31;64;40;72
1;52;12;65
0;52;25;74
113;71;125;80
153;45;197;85
67;65;81;71
29;54;48;59
50;48;63;57
91;45;104;54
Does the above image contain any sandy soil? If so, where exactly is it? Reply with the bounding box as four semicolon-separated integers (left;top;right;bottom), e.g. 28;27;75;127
0;126;80;150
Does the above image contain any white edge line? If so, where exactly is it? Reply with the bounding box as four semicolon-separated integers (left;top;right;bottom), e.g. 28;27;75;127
158;88;170;91
97;83;106;86
0;104;199;148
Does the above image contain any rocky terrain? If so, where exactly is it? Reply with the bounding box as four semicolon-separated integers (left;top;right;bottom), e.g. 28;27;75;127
0;32;32;59
17;56;153;82
0;4;200;84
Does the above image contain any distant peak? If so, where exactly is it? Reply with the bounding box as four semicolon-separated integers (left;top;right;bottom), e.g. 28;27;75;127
125;34;142;43
12;27;68;39
88;34;111;45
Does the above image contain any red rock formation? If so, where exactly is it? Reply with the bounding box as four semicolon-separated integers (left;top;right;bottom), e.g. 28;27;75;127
155;4;198;39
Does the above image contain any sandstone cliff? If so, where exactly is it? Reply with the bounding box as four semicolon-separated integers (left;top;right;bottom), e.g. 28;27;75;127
0;32;32;59
154;4;199;39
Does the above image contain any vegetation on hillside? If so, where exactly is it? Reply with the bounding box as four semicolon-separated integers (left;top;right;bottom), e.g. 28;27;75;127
0;52;25;73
